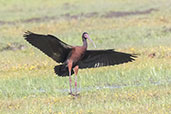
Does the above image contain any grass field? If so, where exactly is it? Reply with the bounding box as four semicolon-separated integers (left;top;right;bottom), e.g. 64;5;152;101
0;0;171;113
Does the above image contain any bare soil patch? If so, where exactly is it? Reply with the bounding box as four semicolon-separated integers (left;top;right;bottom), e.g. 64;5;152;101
0;8;157;25
102;8;157;18
0;42;26;52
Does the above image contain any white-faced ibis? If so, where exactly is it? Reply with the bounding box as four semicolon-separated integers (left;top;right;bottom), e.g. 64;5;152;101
24;31;136;95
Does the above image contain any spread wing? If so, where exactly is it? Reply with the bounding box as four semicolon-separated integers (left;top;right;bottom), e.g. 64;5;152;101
78;49;137;69
24;31;72;63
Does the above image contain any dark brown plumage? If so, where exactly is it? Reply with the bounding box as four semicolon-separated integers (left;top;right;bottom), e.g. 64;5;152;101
24;31;72;63
78;49;136;69
24;31;137;95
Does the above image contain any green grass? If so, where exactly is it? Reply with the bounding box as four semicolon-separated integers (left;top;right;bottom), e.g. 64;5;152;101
0;0;171;113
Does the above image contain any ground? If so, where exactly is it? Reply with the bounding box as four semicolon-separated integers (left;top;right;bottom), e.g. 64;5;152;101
0;0;171;113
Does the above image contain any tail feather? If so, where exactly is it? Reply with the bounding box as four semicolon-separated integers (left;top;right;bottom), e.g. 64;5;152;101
54;64;74;77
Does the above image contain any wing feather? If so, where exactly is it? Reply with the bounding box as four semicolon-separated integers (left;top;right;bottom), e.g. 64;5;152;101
78;49;136;69
24;31;72;63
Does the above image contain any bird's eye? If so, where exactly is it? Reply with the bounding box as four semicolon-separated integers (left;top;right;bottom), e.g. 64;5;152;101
84;34;88;38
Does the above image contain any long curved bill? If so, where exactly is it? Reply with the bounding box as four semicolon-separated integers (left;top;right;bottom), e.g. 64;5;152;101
87;36;96;48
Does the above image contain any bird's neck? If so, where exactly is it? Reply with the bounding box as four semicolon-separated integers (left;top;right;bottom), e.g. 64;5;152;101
83;39;88;49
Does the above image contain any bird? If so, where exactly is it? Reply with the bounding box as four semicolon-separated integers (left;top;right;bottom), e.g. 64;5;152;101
24;31;137;96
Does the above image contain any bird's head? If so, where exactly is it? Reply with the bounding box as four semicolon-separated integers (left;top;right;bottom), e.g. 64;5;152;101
82;32;96;48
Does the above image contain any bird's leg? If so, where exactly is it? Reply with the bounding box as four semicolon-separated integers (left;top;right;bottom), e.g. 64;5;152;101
68;61;73;95
69;71;72;95
74;65;79;95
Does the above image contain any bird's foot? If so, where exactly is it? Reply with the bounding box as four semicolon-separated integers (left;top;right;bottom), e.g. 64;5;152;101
75;93;80;96
73;92;80;97
68;92;74;95
68;92;80;97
